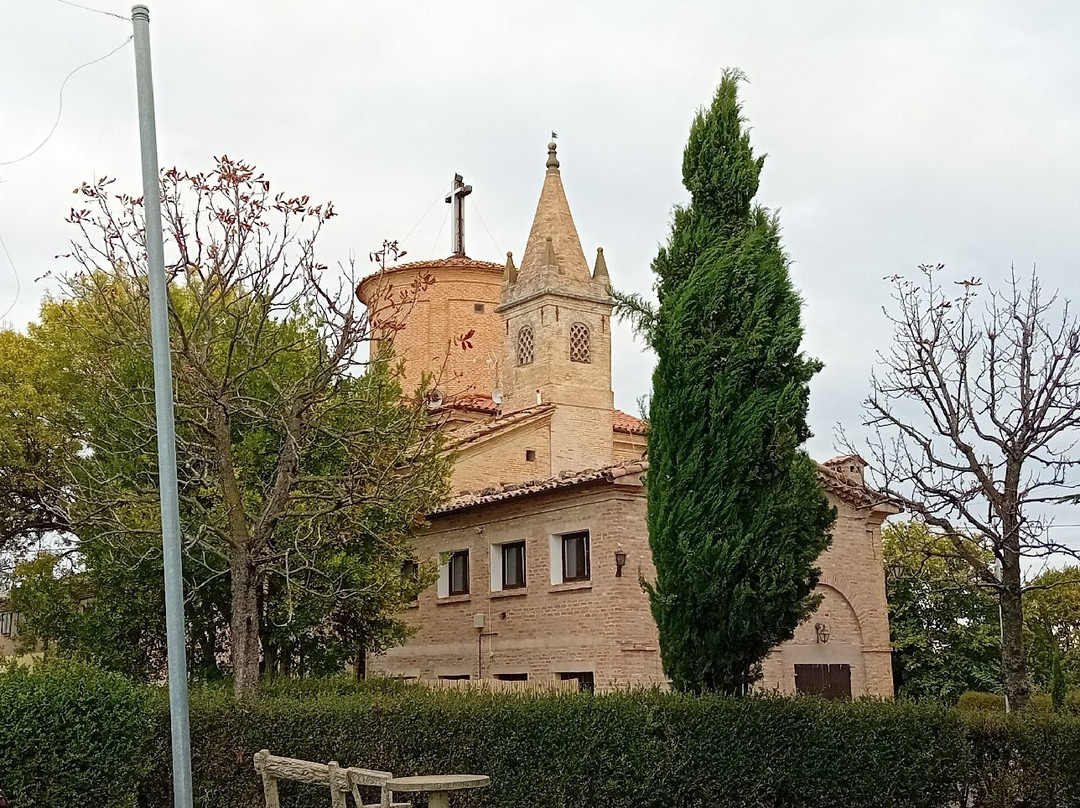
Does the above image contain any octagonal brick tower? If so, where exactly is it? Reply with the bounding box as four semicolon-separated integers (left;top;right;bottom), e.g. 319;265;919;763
356;255;504;400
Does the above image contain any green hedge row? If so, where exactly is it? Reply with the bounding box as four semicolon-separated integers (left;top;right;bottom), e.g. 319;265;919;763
0;661;153;808
957;689;1080;714
5;667;1080;808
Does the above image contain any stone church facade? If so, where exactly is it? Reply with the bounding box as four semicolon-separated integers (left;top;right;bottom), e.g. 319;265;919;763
358;143;898;696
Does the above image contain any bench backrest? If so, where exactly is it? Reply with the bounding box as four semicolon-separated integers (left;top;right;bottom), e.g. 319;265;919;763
253;750;396;808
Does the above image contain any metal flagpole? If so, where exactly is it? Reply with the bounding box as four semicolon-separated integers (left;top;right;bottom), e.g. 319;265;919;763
131;7;193;807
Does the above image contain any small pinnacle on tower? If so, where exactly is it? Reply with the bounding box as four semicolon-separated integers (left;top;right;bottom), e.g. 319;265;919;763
546;141;559;170
504;251;518;284
543;236;558;270
593;246;610;284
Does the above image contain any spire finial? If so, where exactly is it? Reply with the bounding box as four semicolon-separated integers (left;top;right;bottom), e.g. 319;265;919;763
546;139;559;171
504;251;518;284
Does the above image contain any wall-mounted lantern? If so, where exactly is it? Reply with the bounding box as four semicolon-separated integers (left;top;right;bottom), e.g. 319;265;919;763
814;622;831;644
614;549;628;578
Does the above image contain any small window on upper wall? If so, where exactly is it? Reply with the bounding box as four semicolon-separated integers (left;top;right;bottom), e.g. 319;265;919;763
474;303;485;313
448;550;470;596
517;325;535;366
525;449;537;462
569;322;590;363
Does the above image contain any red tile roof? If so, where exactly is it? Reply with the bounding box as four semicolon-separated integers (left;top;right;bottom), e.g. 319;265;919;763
613;409;647;435
443;394;501;414
432;460;647;515
431;458;900;516
356;255;503;294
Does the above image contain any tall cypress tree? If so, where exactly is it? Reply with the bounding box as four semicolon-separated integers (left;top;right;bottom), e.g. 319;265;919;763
644;70;835;694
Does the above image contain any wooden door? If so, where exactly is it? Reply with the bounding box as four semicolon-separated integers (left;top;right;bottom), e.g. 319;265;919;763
794;664;852;699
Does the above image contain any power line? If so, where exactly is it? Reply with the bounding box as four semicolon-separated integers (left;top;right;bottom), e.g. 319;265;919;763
469;197;502;257
430;205;451;258
0;34;133;167
0;228;21;324
399;180;452;248
54;0;131;21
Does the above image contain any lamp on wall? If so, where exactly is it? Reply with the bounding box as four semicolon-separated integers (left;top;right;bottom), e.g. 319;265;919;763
614;549;628;578
815;622;831;644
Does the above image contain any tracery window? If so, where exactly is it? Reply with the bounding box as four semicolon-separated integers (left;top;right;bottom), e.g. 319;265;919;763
569;322;590;363
517;325;535;366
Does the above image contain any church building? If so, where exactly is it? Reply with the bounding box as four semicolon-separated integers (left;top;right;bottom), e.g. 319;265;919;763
357;142;898;696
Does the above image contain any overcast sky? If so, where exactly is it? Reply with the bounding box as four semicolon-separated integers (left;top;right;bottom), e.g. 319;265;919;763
3;1;1080;557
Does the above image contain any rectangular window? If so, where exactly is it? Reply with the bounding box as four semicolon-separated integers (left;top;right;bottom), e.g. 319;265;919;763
559;671;595;693
494;673;528;682
402;559;419;602
438;674;471;681
473;303;485;313
502;541;526;589
562;531;591;582
0;612;12;637
449;550;470;596
525;449;536;462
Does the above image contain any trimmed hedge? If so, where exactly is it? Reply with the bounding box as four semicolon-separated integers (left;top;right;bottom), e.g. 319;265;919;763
142;681;968;808
0;661;153;808
6;669;1080;808
957;688;1080;714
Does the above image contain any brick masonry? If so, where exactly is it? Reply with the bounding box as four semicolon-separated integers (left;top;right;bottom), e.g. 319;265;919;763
364;143;897;696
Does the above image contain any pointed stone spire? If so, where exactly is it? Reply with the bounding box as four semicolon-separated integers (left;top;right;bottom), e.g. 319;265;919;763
592;246;609;284
517;141;591;281
503;251;517;284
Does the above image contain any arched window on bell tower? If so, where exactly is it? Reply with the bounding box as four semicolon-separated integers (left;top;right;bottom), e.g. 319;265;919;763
569;322;590;363
517;325;535;366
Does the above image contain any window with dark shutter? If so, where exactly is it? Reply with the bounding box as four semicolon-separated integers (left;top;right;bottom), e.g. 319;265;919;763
448;550;470;596
561;531;590;582
502;541;526;589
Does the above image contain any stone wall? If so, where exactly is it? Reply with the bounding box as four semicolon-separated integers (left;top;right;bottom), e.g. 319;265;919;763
368;478;666;690
370;480;895;697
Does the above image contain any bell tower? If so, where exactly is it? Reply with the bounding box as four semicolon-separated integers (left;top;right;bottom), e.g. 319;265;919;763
497;141;614;473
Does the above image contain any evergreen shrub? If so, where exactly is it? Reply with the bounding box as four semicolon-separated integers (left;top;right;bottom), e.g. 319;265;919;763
6;669;1080;808
0;661;152;808
143;682;972;808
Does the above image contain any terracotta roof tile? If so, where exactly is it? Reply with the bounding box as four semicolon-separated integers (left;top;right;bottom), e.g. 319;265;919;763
613;409;647;435
431;458;900;516
356;256;503;294
432;460;647;515
823;454;868;468
815;462;900;511
442;394;501;414
442;404;555;451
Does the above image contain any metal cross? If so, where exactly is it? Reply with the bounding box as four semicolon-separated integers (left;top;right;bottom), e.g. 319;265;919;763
445;173;473;257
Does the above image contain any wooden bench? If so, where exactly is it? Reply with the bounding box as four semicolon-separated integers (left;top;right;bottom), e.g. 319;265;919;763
253;749;409;808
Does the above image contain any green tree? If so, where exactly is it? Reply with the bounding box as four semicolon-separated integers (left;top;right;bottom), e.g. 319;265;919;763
5;158;449;696
1024;566;1080;691
1051;648;1066;711
883;521;1001;701
618;71;834;694
0;329;78;571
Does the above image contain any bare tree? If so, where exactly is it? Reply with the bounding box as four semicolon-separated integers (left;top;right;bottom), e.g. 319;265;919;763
864;263;1080;709
39;157;450;697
